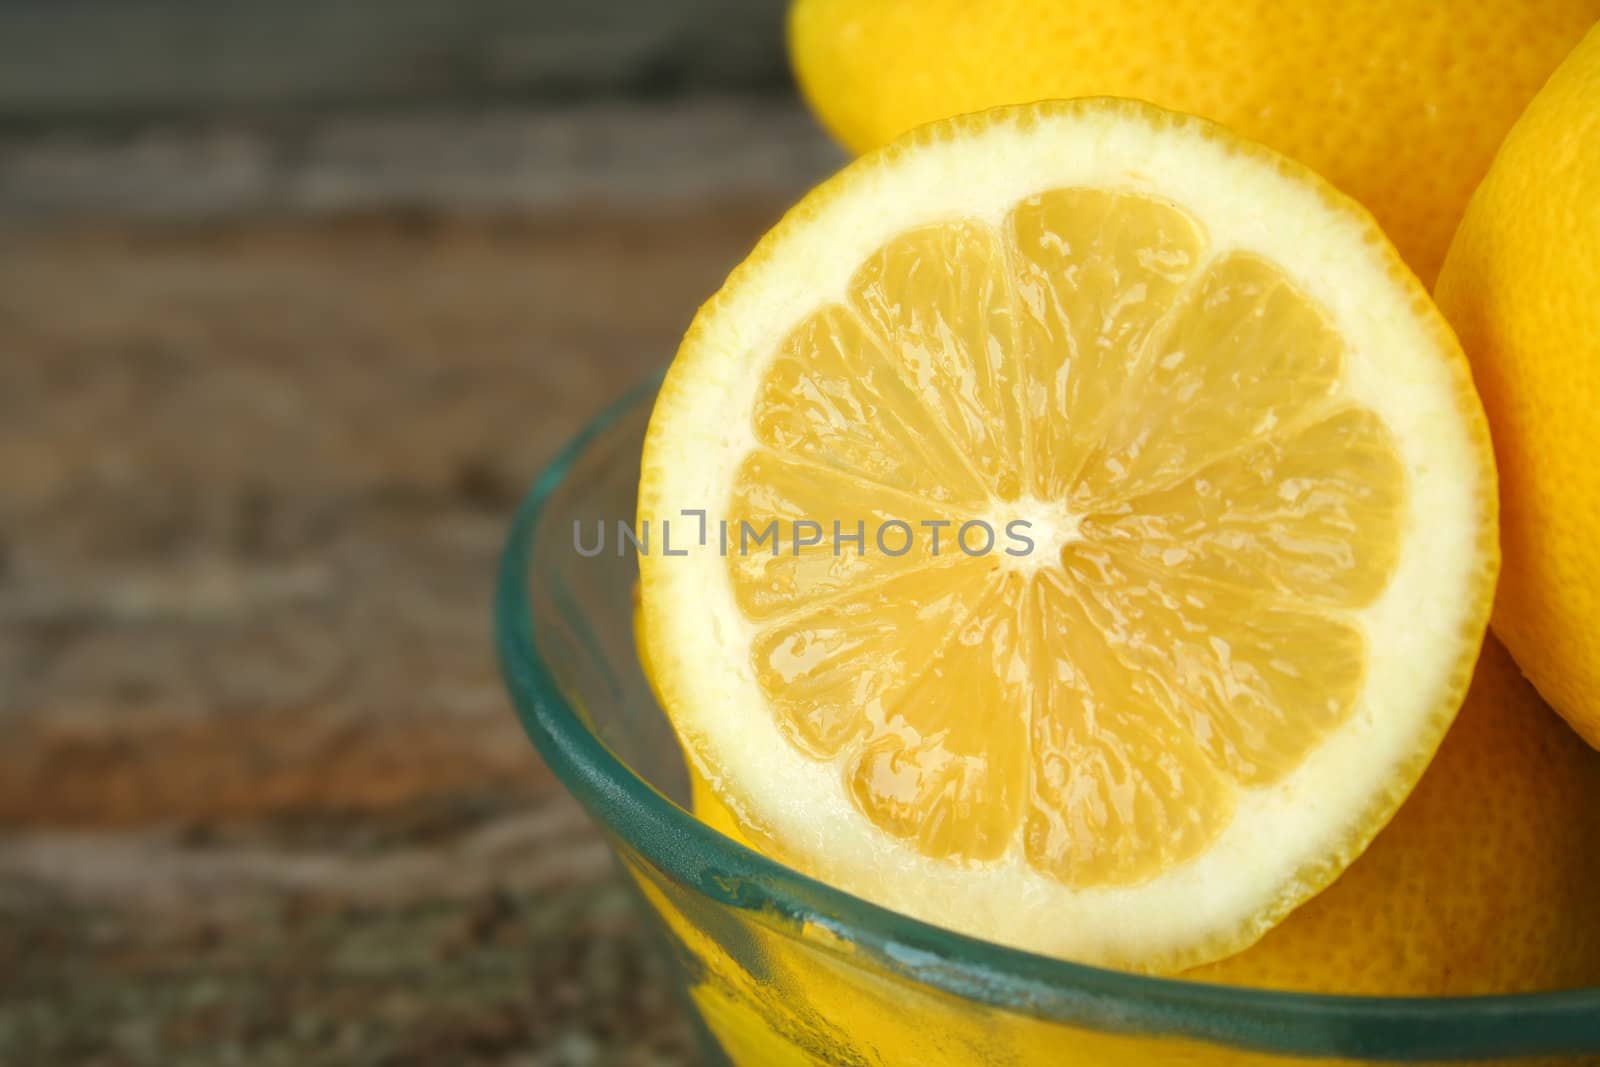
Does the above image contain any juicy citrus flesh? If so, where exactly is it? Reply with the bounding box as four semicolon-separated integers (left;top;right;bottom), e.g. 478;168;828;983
640;100;1497;968
732;192;1406;888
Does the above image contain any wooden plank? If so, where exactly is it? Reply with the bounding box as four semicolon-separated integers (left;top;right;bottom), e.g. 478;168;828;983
0;813;695;1065
0;100;841;222
0;0;791;121
0;193;800;827
0;91;845;1066
0;194;778;1058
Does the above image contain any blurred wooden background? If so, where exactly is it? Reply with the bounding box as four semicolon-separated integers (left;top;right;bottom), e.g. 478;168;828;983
0;0;789;120
0;2;841;1063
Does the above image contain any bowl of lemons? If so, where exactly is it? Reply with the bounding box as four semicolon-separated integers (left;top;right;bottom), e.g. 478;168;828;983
499;9;1600;1064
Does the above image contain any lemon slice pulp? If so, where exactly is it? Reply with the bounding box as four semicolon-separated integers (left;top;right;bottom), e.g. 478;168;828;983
639;100;1497;970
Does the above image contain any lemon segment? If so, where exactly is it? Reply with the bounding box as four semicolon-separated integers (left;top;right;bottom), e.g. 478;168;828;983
733;202;1409;888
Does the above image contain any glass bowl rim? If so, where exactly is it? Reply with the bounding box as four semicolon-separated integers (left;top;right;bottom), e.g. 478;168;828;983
494;372;1600;1060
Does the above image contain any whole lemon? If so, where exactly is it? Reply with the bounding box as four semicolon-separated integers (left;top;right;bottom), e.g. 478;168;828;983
1189;637;1600;994
788;0;1600;282
1435;26;1600;750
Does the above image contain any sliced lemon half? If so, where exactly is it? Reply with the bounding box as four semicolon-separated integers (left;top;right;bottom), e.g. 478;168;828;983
638;99;1497;971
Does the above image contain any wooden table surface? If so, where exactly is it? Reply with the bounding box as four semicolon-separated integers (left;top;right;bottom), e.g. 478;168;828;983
0;101;839;1066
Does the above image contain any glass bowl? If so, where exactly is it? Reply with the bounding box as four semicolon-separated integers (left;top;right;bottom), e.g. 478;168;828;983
495;376;1600;1066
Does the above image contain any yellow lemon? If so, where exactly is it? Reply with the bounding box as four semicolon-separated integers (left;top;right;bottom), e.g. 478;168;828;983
639;100;1497;972
789;0;1600;283
1435;25;1600;750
